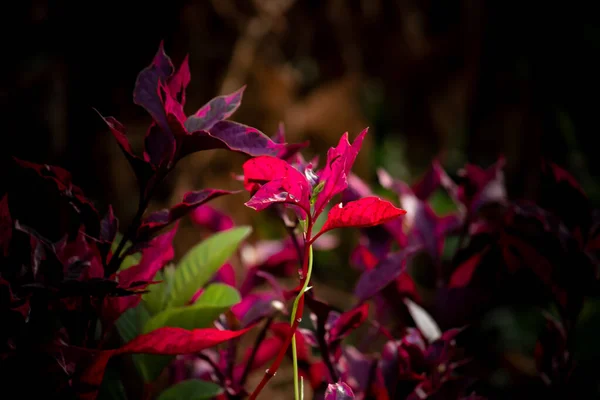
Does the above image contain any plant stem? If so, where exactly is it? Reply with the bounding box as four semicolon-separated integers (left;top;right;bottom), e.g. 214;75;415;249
291;245;313;400
248;222;313;400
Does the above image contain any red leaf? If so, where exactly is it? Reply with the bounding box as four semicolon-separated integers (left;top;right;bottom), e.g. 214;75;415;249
314;129;367;216
316;197;406;240
328;303;370;344
103;225;177;322
78;326;252;393
448;247;488;288
0;195;12;256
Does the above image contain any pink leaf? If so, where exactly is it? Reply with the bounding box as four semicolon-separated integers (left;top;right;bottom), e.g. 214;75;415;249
316;197;406;240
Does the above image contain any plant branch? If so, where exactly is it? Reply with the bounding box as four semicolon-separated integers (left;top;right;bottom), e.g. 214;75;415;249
316;315;339;382
240;315;274;387
198;352;227;386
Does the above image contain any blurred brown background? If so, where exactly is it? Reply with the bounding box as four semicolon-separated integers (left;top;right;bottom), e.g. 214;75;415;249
3;0;599;251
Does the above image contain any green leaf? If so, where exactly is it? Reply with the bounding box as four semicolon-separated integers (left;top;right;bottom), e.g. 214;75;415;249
157;379;223;400
112;232;142;271
168;226;252;308
143;265;176;315
115;303;150;343
143;283;241;333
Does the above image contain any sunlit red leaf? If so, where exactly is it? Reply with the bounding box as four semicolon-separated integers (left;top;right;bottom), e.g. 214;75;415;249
243;156;311;214
314;129;367;216
316;197;406;240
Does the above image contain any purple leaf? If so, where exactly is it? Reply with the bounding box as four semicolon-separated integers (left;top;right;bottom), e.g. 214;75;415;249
354;247;419;302
457;156;507;214
137;189;236;239
271;122;310;161
177;121;285;161
378;168;461;262
412;160;460;202
143;122;176;168
184;86;245;132
99;205;118;244
325;382;355;400
133;41;175;136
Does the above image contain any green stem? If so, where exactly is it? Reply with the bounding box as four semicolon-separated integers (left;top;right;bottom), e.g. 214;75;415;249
291;245;313;400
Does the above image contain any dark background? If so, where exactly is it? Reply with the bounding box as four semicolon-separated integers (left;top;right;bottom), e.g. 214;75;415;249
4;0;599;213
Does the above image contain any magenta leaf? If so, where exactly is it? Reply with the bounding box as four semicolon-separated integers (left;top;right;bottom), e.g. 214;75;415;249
184;86;245;132
190;204;234;232
325;381;355;400
316;197;406;240
1;195;12;256
78;326;252;391
314;129;367;216
137;189;236;239
167;54;191;105
243;156;311;214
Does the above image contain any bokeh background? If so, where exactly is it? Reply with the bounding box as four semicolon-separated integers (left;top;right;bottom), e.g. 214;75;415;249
3;0;600;397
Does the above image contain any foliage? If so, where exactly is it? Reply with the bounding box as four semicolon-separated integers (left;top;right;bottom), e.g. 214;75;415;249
2;43;600;400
